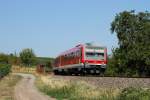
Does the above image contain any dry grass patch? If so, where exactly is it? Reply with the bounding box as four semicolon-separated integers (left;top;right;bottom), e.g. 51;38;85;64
36;75;120;100
11;65;36;74
0;74;21;100
36;75;150;100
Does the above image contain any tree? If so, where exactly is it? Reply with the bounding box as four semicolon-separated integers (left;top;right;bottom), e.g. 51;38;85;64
8;52;20;65
19;48;36;66
110;11;150;76
0;53;8;64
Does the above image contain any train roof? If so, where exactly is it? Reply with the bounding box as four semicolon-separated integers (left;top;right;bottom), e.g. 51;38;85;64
57;43;106;57
58;44;83;56
85;43;106;48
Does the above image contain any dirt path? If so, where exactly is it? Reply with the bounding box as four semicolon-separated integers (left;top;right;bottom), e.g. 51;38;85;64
14;73;54;100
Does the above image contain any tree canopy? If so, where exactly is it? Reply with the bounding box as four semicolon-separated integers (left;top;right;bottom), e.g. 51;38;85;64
110;11;150;76
19;48;36;66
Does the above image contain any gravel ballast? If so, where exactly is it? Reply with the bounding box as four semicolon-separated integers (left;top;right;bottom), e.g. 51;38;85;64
52;75;150;89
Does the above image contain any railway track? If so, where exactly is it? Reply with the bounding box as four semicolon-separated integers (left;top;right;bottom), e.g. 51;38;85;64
52;75;150;89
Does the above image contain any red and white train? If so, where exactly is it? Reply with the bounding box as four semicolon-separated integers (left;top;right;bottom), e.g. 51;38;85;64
53;43;107;75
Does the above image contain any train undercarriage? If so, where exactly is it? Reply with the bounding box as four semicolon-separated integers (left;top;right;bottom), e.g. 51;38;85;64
53;64;106;75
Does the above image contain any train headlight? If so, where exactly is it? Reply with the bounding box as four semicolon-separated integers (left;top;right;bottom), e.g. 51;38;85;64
101;64;106;68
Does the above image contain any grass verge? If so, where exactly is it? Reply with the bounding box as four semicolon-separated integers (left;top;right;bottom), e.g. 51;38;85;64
117;87;150;100
0;74;22;100
35;75;150;100
35;75;119;100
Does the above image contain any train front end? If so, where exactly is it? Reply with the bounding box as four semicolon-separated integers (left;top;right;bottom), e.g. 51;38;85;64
81;43;107;74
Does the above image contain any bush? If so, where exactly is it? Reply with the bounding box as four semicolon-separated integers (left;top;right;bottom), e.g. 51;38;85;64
105;55;139;77
0;64;11;78
0;53;8;63
105;57;118;76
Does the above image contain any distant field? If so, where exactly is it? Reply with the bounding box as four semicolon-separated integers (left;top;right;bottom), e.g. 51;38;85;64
36;57;54;64
12;65;36;74
11;57;54;74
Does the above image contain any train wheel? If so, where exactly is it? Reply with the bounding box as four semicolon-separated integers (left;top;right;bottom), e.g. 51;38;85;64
80;68;87;76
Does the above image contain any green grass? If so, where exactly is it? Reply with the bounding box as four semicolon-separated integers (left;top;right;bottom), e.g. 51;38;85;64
117;87;150;100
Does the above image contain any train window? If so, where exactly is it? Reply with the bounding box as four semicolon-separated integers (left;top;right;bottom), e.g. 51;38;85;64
73;52;75;56
77;50;81;56
75;51;79;57
85;52;104;60
67;53;70;57
86;52;95;57
68;53;71;57
95;53;104;60
71;52;74;57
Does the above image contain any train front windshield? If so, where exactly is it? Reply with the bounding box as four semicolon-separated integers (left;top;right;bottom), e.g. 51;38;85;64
85;46;105;60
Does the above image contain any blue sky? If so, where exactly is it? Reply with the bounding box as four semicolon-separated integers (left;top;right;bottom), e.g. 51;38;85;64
0;0;149;57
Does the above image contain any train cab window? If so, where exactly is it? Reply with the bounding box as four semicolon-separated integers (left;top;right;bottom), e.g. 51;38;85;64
85;52;104;60
86;52;95;57
95;53;104;60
